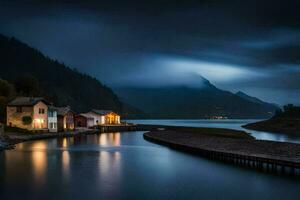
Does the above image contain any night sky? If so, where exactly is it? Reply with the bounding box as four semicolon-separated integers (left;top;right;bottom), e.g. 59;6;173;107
0;0;300;105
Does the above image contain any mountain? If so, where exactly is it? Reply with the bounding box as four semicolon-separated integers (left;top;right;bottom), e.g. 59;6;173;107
0;34;126;114
236;91;278;107
115;79;279;119
0;34;279;119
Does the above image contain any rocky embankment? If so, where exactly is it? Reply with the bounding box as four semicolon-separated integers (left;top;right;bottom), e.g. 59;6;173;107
144;130;300;175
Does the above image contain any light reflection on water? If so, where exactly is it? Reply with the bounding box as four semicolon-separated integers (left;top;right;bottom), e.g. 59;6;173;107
0;130;300;199
62;151;70;178
31;148;47;185
99;132;121;146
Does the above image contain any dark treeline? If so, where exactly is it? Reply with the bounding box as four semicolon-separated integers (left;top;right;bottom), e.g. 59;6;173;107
0;79;15;122
0;34;142;122
243;104;300;135
274;104;300;119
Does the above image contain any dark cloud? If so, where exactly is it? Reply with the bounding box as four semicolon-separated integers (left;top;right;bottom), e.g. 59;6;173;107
0;0;300;105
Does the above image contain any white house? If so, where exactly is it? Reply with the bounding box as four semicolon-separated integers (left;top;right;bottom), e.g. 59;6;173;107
85;110;104;125
48;106;58;132
85;110;121;125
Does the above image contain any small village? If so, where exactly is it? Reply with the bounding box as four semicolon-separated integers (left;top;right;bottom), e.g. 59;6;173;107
5;97;121;133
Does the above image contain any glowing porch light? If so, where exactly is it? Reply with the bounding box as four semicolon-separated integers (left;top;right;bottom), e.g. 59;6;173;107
34;119;44;123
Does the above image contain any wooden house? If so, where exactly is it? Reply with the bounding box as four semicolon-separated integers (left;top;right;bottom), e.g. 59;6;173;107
6;97;50;131
74;114;94;128
57;106;75;131
86;110;120;125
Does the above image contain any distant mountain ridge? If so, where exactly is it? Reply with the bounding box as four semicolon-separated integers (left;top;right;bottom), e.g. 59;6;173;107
115;83;279;119
236;91;275;106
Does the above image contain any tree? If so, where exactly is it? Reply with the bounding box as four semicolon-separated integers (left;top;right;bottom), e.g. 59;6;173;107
22;116;32;125
283;104;294;112
0;79;15;123
14;74;40;96
0;79;14;97
274;109;283;117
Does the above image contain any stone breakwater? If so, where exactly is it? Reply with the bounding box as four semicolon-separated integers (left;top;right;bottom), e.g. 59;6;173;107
144;130;300;175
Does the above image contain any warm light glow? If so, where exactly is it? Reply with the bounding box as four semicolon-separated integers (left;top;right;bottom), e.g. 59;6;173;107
34;118;44;123
99;133;121;146
104;113;120;124
62;138;68;148
31;142;47;185
33;118;45;129
32;141;47;149
113;133;120;146
62;151;70;178
99;134;108;145
32;151;46;176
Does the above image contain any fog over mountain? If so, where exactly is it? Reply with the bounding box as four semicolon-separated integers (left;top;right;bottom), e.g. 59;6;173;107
114;77;279;119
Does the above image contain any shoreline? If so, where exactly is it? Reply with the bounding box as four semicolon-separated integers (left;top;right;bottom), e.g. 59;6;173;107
0;129;98;151
144;130;300;175
0;124;253;151
243;118;300;136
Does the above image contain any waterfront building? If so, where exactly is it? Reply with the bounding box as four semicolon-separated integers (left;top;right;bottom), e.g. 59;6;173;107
57;106;75;131
6;97;49;131
48;106;58;132
85;110;121;125
74;114;94;128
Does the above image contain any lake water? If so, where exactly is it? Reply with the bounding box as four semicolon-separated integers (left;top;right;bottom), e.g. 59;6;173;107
0;120;300;200
127;119;300;143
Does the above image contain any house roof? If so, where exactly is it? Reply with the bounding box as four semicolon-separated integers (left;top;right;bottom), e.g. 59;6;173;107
77;113;94;119
57;106;75;116
48;105;58;111
90;109;119;116
7;97;50;106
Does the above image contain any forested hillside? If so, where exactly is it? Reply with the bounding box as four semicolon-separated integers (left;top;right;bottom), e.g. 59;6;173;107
0;34;130;120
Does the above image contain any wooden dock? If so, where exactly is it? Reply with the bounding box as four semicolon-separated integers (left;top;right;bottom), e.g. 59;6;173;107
144;131;300;176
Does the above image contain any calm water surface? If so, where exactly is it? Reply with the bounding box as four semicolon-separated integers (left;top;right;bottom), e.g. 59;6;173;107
0;131;300;200
127;119;300;143
0;120;300;200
